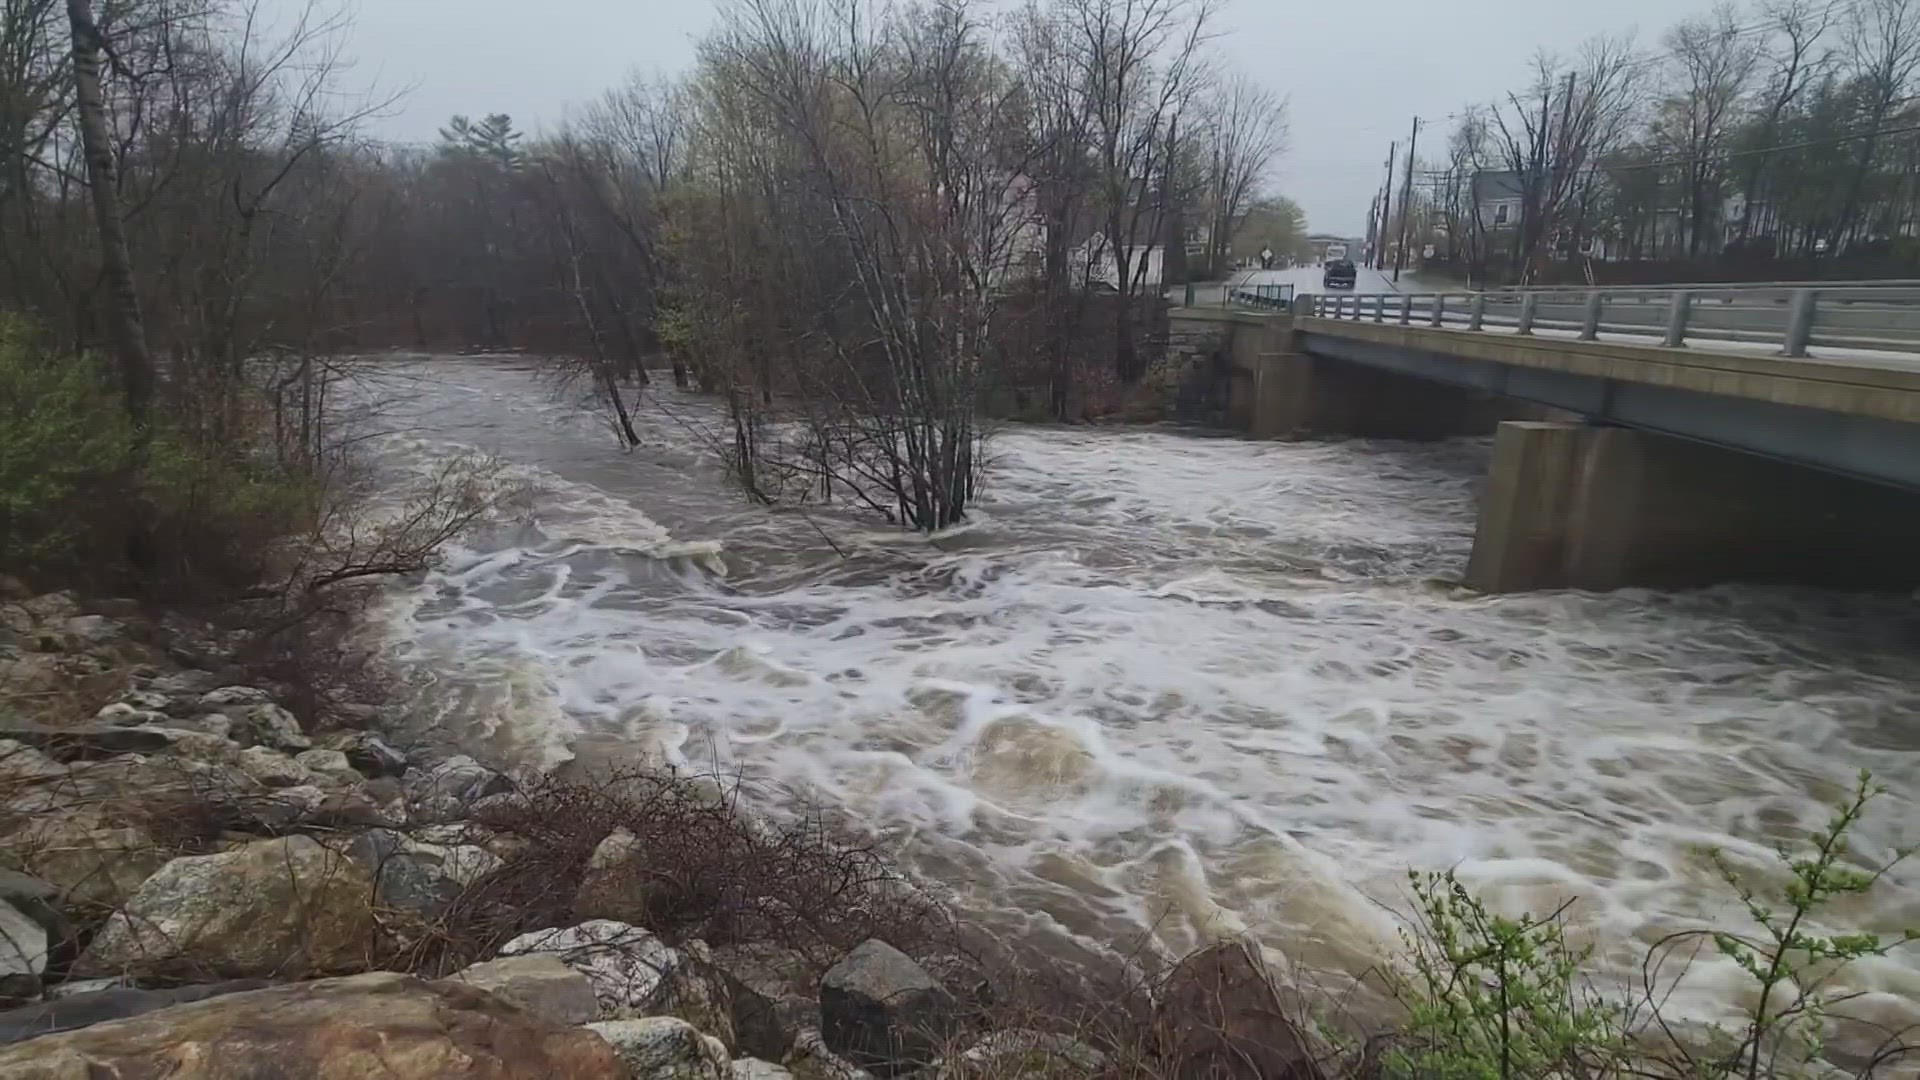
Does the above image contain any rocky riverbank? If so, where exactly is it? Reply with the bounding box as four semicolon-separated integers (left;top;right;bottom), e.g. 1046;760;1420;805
0;584;1327;1079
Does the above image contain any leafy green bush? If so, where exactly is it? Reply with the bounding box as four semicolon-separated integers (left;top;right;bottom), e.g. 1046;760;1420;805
1387;869;1619;1080
1384;771;1917;1080
0;315;134;565
0;312;318;595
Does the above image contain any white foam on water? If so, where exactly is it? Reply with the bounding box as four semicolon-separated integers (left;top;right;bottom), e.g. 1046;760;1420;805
363;361;1920;1043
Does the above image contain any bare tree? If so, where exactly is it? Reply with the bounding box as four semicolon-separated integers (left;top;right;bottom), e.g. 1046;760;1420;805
1053;0;1217;382
1735;0;1836;242
65;0;155;421
1832;0;1920;252
1658;4;1763;255
1479;37;1641;282
1197;74;1287;276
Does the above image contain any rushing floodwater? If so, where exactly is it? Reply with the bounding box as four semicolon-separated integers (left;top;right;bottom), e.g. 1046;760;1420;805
362;356;1920;1038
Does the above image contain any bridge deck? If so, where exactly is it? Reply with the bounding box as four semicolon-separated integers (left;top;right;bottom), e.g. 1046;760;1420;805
1297;317;1920;424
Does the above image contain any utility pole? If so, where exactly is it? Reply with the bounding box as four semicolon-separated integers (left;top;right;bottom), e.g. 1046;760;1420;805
1364;192;1380;266
1377;142;1396;271
1394;116;1421;283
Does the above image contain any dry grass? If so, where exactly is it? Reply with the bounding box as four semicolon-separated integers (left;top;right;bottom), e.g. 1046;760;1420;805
382;768;962;978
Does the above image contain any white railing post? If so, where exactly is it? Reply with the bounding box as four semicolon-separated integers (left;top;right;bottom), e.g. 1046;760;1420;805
1429;293;1445;327
1373;294;1385;323
1399;295;1413;325
1580;291;1604;341
1662;290;1691;348
1517;293;1537;336
1784;289;1817;357
1469;293;1487;331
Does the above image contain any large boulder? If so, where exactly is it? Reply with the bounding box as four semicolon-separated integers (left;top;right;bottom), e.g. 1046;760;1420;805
450;955;598;1026
818;940;956;1077
951;1030;1107;1077
199;687;310;752
406;754;513;809
347;829;502;916
326;731;410;779
0;899;48;1003
575;826;647;923
0;972;625;1078
1151;941;1327;1080
294;748;363;786
10;816;167;912
668;941;791;1060
499;920;682;1017
735;1060;798;1080
586;1016;731;1080
75;835;375;980
0;722;173;761
0;980;266;1045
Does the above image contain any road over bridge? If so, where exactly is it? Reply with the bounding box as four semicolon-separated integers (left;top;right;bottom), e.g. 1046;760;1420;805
1169;285;1920;592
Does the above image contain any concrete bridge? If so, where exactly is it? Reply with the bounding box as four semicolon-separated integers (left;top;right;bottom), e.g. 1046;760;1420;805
1166;285;1920;593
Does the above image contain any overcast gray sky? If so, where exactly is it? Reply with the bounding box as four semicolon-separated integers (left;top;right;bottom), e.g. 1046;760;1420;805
301;0;1728;236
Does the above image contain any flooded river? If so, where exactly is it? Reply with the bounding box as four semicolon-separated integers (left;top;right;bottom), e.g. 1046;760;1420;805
362;356;1920;1034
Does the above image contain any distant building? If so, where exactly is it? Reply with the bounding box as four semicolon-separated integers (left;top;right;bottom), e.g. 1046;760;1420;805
1306;234;1361;264
1472;171;1525;230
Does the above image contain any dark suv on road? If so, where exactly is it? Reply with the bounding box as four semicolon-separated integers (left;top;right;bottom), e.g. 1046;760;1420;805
1322;259;1357;289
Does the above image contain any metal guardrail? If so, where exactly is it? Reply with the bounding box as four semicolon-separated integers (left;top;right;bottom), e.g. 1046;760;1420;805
1227;282;1295;310
1298;286;1920;358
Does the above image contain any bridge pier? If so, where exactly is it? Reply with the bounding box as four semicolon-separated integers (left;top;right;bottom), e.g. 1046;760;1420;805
1249;350;1524;441
1466;421;1920;592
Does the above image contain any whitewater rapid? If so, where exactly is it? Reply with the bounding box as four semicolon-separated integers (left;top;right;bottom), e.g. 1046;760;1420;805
360;356;1920;1036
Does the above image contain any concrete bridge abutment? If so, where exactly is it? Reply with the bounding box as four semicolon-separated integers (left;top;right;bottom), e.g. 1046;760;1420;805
1465;420;1920;592
1246;347;1530;441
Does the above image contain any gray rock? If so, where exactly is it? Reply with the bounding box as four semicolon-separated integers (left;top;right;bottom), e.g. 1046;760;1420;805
0;740;64;782
227;701;311;751
113;689;173;714
0;722;174;761
0;979;268;1044
197;685;274;709
0;871;68;967
499;920;682;1017
234;784;332;830
956;1030;1107;1074
60;615;122;650
40;977;129;1000
347;829;502;915
12;818;166;910
332;732;409;778
585;1017;731;1080
234;745;317;789
143;670;220;699
74;836;375;980
94;702;168;727
576;826;647;924
449;954;598;1025
159;712;236;741
0;900;48;1001
789;1028;877;1080
294;748;362;785
407;754;512;807
734;1059;798;1080
819;940;956;1077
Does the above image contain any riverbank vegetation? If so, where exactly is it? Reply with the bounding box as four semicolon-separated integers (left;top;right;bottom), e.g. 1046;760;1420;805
0;590;1912;1078
1411;0;1920;285
4;0;1292;538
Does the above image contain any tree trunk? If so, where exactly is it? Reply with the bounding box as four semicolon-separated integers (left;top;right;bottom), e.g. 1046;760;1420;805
66;0;154;423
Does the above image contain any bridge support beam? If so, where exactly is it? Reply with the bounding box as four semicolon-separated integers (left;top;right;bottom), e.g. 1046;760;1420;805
1466;421;1920;592
1249;350;1524;440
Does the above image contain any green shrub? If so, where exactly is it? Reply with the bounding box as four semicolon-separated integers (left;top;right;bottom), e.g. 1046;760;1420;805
0;315;134;565
1387;869;1620;1080
0;312;318;595
1383;772;1917;1080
